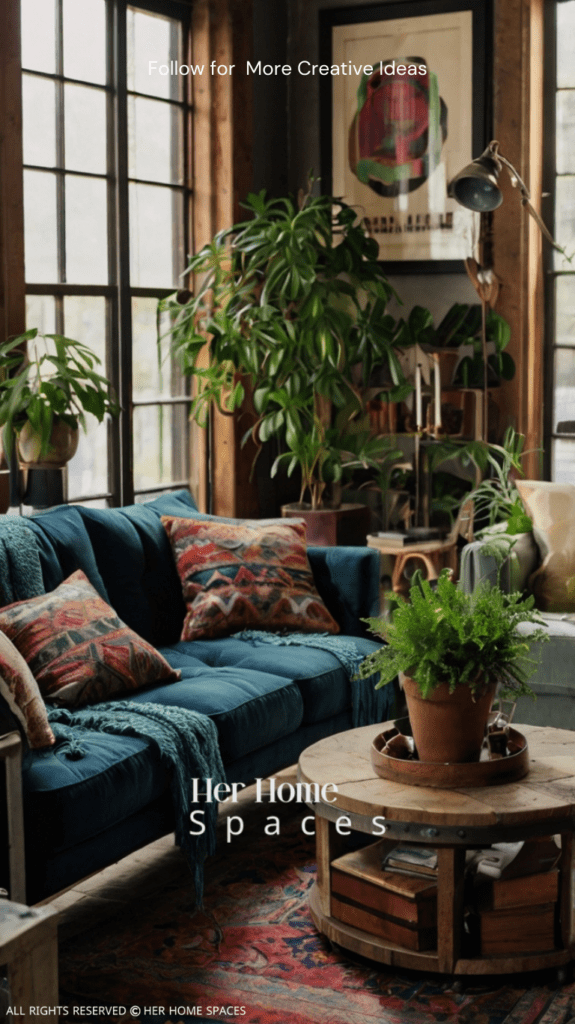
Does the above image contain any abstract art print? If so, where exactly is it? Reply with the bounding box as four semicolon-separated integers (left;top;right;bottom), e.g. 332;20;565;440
322;2;489;270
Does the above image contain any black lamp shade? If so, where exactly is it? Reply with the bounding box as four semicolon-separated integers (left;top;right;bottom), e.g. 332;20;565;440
448;148;503;212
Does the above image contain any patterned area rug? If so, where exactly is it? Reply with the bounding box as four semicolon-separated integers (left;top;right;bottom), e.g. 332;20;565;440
58;795;575;1024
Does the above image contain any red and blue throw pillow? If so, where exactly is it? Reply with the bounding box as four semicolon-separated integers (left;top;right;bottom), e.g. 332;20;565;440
0;569;181;708
161;516;340;641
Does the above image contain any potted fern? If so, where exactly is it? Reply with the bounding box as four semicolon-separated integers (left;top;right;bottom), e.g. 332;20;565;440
0;329;119;467
356;570;548;764
159;182;412;532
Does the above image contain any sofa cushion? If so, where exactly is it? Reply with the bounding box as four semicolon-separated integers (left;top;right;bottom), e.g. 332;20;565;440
516;480;575;612
75;490;199;646
26;505;109;598
0;631;55;749
160;634;381;727
22;730;169;854
130;648;305;762
0;569;181;708
515;617;575;729
161;515;339;640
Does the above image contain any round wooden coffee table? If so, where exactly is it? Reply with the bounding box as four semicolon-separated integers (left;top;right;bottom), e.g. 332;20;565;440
298;722;575;976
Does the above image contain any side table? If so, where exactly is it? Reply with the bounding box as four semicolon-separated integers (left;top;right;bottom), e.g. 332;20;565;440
0;900;59;1020
298;722;575;976
367;534;459;599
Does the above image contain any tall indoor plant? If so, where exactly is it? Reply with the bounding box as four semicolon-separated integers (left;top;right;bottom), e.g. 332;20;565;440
159;182;411;513
357;570;548;764
0;329;119;466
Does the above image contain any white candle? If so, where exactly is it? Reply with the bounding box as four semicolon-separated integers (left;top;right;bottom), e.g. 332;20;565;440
415;363;422;430
434;354;441;431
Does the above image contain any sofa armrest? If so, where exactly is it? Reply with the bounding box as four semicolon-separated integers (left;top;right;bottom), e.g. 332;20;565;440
307;546;380;637
459;532;539;596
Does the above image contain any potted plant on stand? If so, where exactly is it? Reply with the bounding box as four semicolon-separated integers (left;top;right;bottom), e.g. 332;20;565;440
159;182;412;542
356;570;548;764
0;329;119;505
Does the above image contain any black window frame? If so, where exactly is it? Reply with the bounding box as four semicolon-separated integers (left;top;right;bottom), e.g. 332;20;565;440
543;0;575;482
21;0;193;507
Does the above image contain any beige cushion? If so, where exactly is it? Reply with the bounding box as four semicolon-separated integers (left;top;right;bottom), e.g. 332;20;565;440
515;480;575;612
0;630;55;749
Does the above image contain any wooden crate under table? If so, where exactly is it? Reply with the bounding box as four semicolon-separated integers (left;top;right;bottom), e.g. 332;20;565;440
331;840;437;952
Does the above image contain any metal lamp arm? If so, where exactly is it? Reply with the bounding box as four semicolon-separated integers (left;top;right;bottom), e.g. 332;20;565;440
489;141;571;260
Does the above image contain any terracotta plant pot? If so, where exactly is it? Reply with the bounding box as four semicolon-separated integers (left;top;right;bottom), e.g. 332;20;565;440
18;419;79;469
281;502;371;547
402;675;496;764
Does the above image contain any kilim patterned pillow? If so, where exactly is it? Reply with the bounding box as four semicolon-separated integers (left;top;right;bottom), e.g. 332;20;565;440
0;630;55;748
161;516;340;641
0;570;181;708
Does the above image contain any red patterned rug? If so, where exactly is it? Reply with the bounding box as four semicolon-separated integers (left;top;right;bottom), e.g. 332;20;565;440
58;797;575;1024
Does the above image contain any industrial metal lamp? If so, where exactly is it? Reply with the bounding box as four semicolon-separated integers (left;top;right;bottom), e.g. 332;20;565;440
448;139;565;256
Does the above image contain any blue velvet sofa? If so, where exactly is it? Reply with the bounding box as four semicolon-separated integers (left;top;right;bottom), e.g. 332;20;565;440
0;490;390;904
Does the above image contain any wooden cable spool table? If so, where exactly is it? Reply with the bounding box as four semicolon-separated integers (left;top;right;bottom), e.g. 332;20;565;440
297;722;575;977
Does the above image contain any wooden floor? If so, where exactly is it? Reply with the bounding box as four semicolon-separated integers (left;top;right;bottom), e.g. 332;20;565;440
41;767;299;943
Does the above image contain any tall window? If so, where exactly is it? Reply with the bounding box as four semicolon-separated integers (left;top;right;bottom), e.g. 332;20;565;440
20;0;191;507
546;0;575;480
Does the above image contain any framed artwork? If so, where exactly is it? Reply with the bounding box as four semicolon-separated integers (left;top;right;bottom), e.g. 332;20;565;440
319;1;490;273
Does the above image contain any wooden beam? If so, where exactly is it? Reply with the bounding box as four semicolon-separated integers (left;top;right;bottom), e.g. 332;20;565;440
492;0;544;477
191;0;256;517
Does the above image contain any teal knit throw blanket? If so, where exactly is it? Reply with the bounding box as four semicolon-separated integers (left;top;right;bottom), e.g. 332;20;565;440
234;630;384;727
47;701;226;904
0;516;44;604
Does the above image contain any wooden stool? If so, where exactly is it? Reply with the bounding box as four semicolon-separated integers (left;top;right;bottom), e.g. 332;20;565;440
0;900;59;1020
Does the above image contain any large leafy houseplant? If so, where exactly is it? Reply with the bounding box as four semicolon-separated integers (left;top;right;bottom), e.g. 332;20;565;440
357;571;548;763
0;329;119;464
159;184;412;509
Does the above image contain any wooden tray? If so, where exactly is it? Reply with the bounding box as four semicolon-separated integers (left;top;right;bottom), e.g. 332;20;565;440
371;718;529;788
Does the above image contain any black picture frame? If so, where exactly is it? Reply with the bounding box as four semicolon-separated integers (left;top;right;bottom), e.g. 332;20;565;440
319;0;492;274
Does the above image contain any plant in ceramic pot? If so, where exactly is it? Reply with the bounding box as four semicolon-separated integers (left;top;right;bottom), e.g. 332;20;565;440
0;329;119;467
159;182;412;521
356;570;548;764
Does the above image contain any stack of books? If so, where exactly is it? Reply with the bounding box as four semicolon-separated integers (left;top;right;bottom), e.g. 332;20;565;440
382;845;438;878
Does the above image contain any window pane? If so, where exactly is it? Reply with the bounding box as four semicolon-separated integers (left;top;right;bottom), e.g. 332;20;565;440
552;438;575;481
557;90;575;175
26;296;56;335
64;296;109;501
24;170;58;282
22;75;56;168
65;176;108;284
557;1;575;89
133;403;189;491
21;0;56;74
67;419;109;499
129;183;183;288
63;0;106;85
128;96;183;184
65;84;107;174
127;8;182;101
63;295;107;365
554;175;575;270
555;276;575;345
553;347;575;431
132;298;187;399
